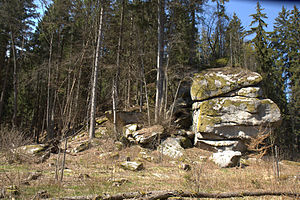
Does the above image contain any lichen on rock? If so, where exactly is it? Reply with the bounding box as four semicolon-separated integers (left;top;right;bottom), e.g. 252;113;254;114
191;67;262;101
190;67;281;155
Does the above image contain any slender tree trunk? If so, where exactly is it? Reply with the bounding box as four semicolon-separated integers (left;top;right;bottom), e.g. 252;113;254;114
163;53;169;119
115;0;125;92
89;5;104;140
155;0;165;123
10;31;18;128
113;0;125;137
189;2;196;66
47;32;54;139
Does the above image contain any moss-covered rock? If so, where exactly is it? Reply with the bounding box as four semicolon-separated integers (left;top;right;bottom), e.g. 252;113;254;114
192;96;281;139
191;67;262;101
17;144;47;155
227;86;263;98
120;161;143;171
72;142;89;153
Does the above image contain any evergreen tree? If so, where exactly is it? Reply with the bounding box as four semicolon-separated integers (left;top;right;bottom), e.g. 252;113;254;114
0;0;37;125
225;12;244;67
287;6;300;153
248;2;274;99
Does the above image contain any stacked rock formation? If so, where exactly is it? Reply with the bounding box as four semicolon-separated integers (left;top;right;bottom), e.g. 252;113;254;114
191;67;281;153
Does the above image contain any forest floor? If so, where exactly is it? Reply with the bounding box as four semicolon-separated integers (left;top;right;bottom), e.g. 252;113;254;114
0;126;299;200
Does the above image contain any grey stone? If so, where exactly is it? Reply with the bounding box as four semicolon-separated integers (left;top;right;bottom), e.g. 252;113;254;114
210;150;242;168
195;139;247;152
158;138;185;159
123;124;138;138
120;161;143;171
132;125;165;146
227;87;263;98
191;67;262;101
192;96;281;139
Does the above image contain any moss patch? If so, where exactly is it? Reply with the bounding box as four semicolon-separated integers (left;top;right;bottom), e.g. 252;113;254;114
191;67;262;101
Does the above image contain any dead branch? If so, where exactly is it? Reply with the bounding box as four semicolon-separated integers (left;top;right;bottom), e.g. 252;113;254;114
56;190;300;200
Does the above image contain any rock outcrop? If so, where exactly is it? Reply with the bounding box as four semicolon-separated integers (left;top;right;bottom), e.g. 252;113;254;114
191;67;281;155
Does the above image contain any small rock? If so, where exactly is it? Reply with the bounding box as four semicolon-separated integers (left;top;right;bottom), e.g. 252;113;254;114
123;124;139;138
27;171;42;181
120;161;143;171
72;142;89;153
158;138;185;159
33;190;50;199
99;152;119;160
95;116;108;125
109;178;128;187
210;150;242;168
138;149;154;162
95;127;109;138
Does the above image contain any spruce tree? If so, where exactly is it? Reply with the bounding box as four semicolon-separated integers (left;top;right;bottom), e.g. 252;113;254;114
248;2;274;99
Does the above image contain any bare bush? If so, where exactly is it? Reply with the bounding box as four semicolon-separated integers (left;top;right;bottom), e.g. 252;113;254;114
246;125;273;159
0;127;31;163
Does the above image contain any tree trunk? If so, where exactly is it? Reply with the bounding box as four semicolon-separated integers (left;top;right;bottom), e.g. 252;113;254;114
155;0;165;123
113;0;125;137
47;32;54;139
10;31;18;128
56;190;300;200
89;5;104;140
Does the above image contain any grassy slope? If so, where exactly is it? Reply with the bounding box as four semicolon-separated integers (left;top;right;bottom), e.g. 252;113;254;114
0;129;299;200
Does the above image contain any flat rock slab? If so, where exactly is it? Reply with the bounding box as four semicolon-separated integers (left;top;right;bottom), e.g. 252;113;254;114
191;67;262;101
195;139;247;152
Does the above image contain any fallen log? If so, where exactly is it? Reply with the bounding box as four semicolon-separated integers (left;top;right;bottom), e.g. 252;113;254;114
55;190;300;200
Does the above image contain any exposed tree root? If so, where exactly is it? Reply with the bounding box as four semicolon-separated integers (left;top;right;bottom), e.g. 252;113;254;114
57;190;300;200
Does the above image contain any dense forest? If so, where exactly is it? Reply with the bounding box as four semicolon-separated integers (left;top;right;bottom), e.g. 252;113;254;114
0;0;299;158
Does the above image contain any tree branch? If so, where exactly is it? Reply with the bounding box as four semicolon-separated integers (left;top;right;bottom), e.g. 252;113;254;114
57;190;300;200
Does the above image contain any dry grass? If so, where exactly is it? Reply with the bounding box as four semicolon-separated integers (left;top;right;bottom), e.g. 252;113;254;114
0;130;299;199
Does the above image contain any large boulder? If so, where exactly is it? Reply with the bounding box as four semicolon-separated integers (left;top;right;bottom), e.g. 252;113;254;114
191;67;262;101
191;67;281;153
